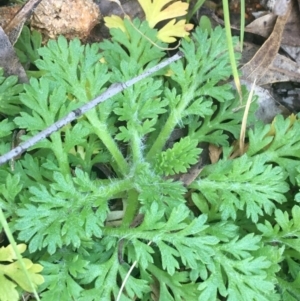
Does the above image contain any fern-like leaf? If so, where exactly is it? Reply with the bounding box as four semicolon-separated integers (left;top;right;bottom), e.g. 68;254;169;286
247;115;300;183
0;69;23;116
155;136;202;175
15;169;109;254
191;154;289;222
198;234;277;301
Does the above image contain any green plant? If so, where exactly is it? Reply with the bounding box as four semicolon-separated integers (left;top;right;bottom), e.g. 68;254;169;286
105;0;194;44
0;241;43;301
0;16;299;301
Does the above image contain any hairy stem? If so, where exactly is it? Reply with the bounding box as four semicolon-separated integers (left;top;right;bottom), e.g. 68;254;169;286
131;130;144;165
86;110;129;175
121;189;140;227
51;133;70;176
146;88;195;161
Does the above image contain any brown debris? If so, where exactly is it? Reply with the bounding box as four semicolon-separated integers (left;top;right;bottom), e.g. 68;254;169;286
31;0;101;41
241;0;292;84
0;5;21;29
4;0;43;45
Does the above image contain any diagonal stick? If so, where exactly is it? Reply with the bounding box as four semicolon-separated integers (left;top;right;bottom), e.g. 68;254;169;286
0;52;184;166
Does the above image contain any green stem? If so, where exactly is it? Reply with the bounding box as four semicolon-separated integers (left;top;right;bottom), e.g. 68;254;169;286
240;0;245;51
86;110;129;175
186;0;206;22
146;263;174;285
222;0;242;99
121;189;139;227
146;92;192;161
131;130;143;165
146;113;177;161
97;177;134;199
0;208;41;301
51;133;70;176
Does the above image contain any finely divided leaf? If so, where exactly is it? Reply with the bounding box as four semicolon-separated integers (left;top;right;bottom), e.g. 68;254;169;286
37;36;110;102
0;69;23;116
258;206;300;254
15;170;108;254
191;154;289;222
14;26;42;66
155;136;202;175
101;19;166;74
247;115;300;183
198;234;276;301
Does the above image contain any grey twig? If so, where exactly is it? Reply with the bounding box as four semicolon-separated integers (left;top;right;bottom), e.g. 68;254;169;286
0;52;184;166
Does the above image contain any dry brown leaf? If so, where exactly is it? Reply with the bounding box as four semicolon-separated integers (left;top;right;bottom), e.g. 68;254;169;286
177;162;204;187
4;0;43;45
240;42;300;85
0;26;27;83
0;0;40;82
280;0;300;47
240;78;286;122
281;45;300;63
208;144;222;164
245;4;300;47
229;141;249;159
262;53;300;84
0;5;21;29
245;13;277;38
241;0;292;84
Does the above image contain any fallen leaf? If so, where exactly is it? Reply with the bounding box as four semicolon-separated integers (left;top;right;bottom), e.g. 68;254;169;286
0;5;21;29
263;53;300;84
261;0;292;16
208;144;222;163
245;3;300;47
139;0;189;28
240;79;285;123
245;13;276;38
103;15;127;34
178;161;204;187
281;44;300;63
0;244;26;262
0;244;44;301
0;0;42;83
240;42;300;85
105;0;193;43
281;1;300;46
0;26;28;83
4;0;42;45
157;19;193;43
241;0;292;84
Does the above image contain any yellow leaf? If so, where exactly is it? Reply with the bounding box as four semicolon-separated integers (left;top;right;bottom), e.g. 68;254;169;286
0;244;44;300
0;274;19;301
1;259;44;292
104;15;127;33
104;0;193;43
0;244;26;262
138;0;189;28
157;19;194;43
